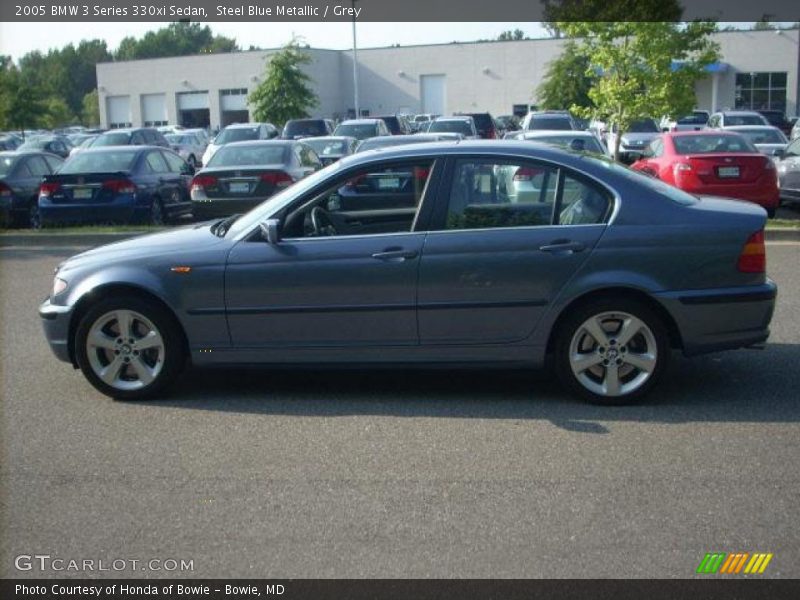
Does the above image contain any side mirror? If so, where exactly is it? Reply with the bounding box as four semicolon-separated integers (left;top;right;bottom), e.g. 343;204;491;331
260;218;281;244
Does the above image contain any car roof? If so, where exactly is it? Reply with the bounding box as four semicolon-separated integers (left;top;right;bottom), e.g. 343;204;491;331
80;145;156;154
434;116;472;122
520;131;596;138
224;123;264;129
303;136;356;142
218;140;293;148
724;125;782;131
718;110;763;116
667;130;744;137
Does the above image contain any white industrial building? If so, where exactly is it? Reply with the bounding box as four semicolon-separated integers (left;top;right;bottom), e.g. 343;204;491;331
96;28;800;130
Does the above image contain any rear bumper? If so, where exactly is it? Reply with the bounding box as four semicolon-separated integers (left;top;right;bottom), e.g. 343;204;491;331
39;297;75;363
39;197;150;226
681;183;780;209
654;280;777;356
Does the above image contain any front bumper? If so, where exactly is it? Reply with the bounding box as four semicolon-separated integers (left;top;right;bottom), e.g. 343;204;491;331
39;297;75;363
654;280;777;356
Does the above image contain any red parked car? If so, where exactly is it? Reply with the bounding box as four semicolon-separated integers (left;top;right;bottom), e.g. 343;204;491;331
631;131;780;217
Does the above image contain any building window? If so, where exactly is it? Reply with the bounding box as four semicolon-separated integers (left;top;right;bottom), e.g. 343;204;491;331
735;72;787;112
220;88;248;96
109;122;132;129
144;120;168;127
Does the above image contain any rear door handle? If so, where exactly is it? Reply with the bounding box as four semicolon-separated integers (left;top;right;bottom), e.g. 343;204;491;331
371;248;419;262
539;240;586;254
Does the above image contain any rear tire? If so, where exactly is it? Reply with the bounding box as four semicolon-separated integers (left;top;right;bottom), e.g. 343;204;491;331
766;207;776;219
29;203;42;230
150;197;165;226
75;296;185;400
554;297;670;405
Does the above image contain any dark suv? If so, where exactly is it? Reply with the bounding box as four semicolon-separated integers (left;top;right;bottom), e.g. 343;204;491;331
458;112;499;139
757;110;793;136
282;119;334;139
89;128;169;148
376;115;412;135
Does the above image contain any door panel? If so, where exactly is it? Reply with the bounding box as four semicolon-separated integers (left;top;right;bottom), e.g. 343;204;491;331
225;233;424;347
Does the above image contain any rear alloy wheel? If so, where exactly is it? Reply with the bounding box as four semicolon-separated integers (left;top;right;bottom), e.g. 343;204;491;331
555;298;669;404
75;296;185;400
150;198;165;225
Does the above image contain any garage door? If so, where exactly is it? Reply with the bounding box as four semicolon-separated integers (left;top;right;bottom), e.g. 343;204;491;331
177;91;209;110
106;95;131;128
420;75;446;115
141;94;167;127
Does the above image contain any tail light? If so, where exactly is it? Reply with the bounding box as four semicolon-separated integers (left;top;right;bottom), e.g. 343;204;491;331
487;129;497;139
0;182;11;198
39;182;61;197
514;167;544;181
764;157;776;171
260;171;293;188
103;179;136;194
737;230;766;273
191;175;218;189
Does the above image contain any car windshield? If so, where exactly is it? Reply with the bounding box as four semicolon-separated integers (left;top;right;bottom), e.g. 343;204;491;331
284;121;328;137
529;117;572;130
735;129;787;145
304;139;349;155
673;134;757;154
0;155;17;177
60;150;139;173
526;135;604;153
333;123;377;140
92;132;132;146
677;115;708;125
725;114;766;126
207;145;288;167
224;160;344;239
429;120;471;134
215;127;261;144
628;120;659;133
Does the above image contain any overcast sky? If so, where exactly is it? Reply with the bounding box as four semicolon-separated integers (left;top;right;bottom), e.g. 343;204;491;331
0;22;551;62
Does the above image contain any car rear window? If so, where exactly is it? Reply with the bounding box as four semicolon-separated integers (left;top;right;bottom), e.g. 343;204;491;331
92;133;132;146
60;150;139;173
429;120;471;134
528;116;573;130
216;127;261;144
725;115;766;126
333;123;378;140
673;134;757;154
677;115;708;125
467;114;494;131
207;144;288;167
526;135;605;154
284;120;328;137
735;129;787;145
628;120;660;133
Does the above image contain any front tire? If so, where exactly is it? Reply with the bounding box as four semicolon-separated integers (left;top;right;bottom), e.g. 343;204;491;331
554;297;669;405
75;296;185;400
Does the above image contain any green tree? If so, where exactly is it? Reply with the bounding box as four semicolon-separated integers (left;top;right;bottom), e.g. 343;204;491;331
752;16;775;31
82;89;101;126
536;41;595;110
114;23;238;60
559;21;720;160
248;39;318;127
0;67;46;134
41;96;73;129
497;29;527;41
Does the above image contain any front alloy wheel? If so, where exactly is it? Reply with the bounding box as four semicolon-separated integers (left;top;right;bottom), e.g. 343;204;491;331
556;299;668;404
75;296;184;399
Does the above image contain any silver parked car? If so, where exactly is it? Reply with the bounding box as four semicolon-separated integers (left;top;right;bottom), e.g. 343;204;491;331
190;140;322;219
302;136;359;166
333;119;391;140
725;125;788;159
427;117;479;139
776;136;800;204
40;141;775;405
706;111;770;129
164;132;207;168
504;130;607;155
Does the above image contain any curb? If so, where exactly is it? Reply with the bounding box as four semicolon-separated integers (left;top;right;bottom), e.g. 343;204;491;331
1;228;799;248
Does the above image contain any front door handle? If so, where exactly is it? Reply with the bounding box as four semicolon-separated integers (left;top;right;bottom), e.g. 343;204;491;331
539;240;586;254
371;248;419;262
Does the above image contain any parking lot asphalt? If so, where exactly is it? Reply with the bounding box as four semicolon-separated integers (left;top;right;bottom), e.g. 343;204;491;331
1;241;799;579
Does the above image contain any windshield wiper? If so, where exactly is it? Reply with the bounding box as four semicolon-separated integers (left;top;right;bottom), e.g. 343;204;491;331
212;214;241;237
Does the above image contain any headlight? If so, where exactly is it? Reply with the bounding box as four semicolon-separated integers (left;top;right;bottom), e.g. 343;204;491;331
53;277;68;296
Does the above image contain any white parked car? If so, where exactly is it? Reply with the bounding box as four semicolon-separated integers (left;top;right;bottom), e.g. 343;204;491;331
201;122;278;165
725;125;789;159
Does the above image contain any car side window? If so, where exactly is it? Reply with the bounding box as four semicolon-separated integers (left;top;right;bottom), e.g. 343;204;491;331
280;160;434;239
442;159;558;231
43;155;64;172
144;151;169;173
161;150;188;174
786;138;800;157
647;139;663;158
558;174;611;226
26;156;51;177
14;161;33;177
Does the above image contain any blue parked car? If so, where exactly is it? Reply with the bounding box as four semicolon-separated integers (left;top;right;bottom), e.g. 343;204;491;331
35;146;195;228
0;151;64;227
39;141;776;404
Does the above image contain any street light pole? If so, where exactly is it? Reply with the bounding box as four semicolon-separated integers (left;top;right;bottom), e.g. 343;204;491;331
351;0;360;118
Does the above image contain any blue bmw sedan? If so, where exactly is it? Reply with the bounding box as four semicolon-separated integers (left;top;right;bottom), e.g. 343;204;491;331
36;146;194;228
38;142;776;404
